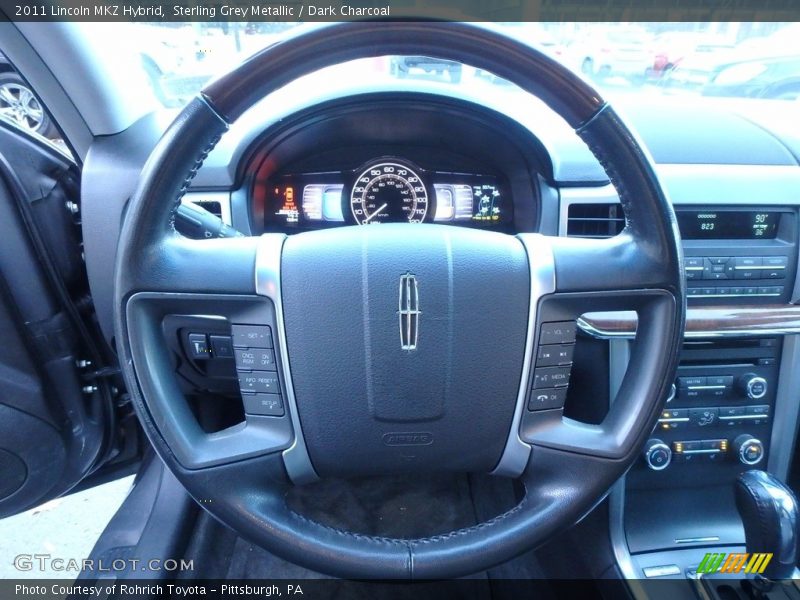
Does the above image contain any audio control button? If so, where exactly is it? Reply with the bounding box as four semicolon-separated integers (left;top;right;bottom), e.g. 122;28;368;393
533;366;571;389
707;375;733;387
738;374;768;400
539;321;576;345
678;376;706;388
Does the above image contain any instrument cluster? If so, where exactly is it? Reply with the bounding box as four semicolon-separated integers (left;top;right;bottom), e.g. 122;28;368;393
256;157;512;232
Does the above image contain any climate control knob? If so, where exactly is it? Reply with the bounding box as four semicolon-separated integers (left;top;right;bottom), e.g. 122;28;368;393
734;434;764;466
644;439;672;471
738;374;768;400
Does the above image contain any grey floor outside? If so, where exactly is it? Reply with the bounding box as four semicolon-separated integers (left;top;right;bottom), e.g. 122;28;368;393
0;476;135;579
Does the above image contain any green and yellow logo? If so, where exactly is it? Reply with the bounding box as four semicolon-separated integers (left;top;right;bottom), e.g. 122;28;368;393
697;552;773;575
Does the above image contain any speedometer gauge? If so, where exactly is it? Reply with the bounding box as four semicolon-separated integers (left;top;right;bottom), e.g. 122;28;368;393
349;161;430;225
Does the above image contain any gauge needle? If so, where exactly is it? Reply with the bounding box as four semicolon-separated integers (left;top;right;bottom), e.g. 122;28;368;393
363;203;388;224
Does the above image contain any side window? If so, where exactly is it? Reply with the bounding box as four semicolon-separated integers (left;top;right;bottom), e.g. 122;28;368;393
0;52;59;142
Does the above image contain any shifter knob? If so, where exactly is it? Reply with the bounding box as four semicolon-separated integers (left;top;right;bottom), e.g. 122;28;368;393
734;470;799;581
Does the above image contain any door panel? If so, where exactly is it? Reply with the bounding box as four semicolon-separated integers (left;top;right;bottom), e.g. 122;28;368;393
0;121;135;517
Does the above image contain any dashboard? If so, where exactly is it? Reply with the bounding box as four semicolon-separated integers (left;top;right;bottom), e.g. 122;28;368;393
238;94;550;236
257;159;512;230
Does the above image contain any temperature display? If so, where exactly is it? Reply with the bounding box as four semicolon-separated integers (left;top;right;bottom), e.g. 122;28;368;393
676;211;780;240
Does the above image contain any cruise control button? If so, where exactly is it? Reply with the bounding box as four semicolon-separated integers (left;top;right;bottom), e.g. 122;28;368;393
231;325;273;349
242;393;284;417
539;322;576;345
536;344;574;367
235;348;277;371
238;372;280;394
528;388;567;411
533;366;571;388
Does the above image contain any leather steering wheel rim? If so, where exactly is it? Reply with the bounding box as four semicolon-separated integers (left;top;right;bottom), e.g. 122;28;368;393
114;22;685;579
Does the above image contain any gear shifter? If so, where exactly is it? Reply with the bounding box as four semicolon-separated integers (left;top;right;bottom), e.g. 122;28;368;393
735;470;799;582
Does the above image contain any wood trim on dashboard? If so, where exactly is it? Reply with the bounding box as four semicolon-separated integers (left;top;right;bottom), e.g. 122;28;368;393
578;304;800;339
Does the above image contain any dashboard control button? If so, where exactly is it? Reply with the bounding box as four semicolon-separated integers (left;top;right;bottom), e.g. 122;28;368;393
643;439;672;471
643;564;681;578
231;325;273;349
734;434;764;465
735;270;757;280
707;375;733;387
539;321;576;345
735;257;762;268
743;287;759;295
533;366;571;389
707;257;730;265
719;406;745;418
684;257;704;269
188;333;210;359
528;388;567;411
661;408;688;420
687;288;702;296
745;405;770;416
536;344;574;367
690;408;718;427
686;270;702;280
238;372;281;394
678;376;706;388
765;270;785;279
242;393;284;417
738;374;768;400
209;335;234;359
764;256;788;267
235;348;277;371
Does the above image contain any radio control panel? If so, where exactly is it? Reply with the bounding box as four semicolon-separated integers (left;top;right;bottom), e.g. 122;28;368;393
678;207;797;304
629;337;780;488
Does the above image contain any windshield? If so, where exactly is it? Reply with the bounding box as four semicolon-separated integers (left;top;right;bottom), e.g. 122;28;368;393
120;22;800;108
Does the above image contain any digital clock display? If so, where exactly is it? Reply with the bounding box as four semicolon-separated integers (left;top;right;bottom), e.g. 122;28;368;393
676;211;780;240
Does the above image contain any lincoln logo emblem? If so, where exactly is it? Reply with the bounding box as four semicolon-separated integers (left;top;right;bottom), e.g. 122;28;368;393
398;273;420;350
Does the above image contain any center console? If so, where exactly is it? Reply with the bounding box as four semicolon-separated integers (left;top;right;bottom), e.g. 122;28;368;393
601;206;800;589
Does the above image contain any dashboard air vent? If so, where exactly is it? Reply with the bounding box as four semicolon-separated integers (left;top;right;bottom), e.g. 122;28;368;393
566;203;625;238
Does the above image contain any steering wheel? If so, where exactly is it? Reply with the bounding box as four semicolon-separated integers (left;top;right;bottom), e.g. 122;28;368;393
114;22;684;579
